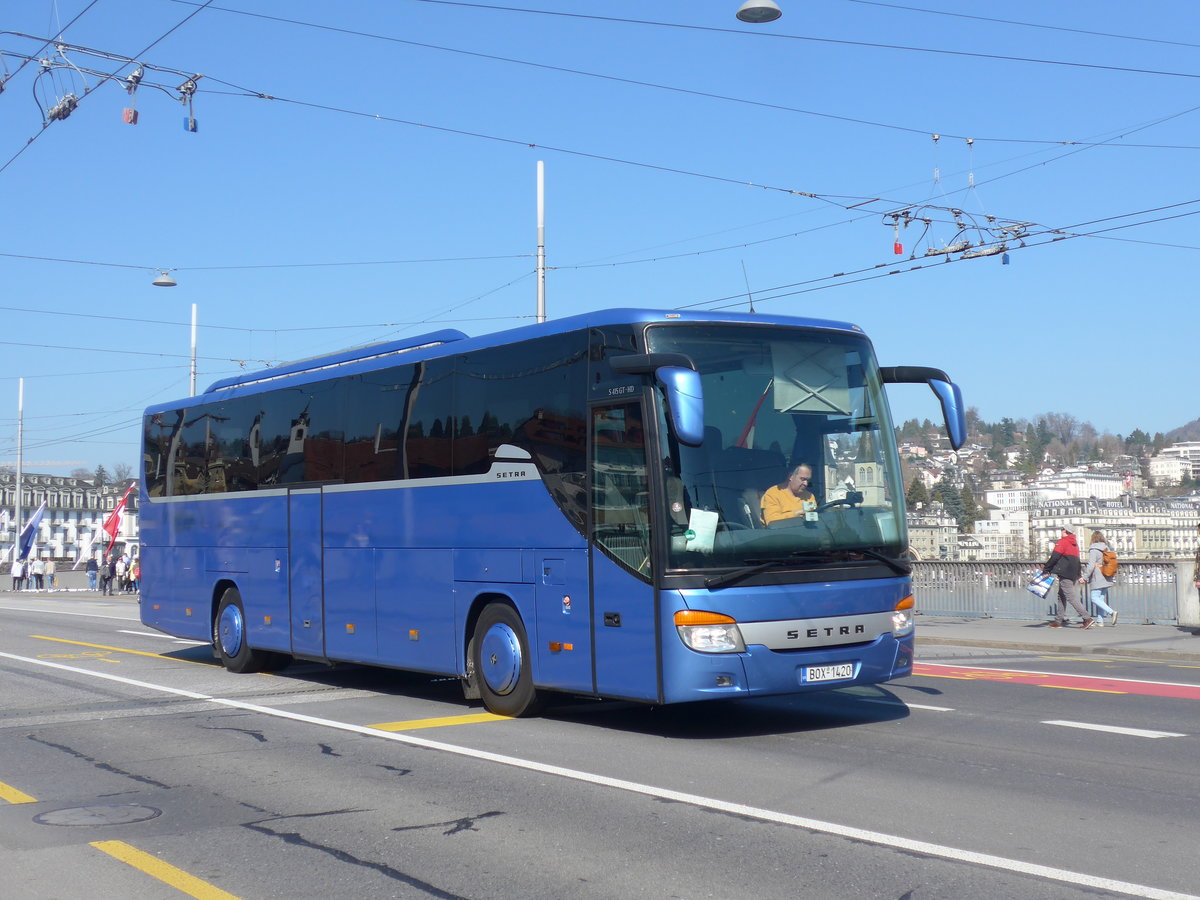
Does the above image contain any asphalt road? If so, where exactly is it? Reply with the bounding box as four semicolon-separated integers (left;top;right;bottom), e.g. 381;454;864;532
1;594;1198;900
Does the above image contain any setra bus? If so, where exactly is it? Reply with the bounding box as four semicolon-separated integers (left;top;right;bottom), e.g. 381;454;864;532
139;308;965;716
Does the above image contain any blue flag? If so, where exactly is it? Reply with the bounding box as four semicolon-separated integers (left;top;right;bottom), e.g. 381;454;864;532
18;502;46;561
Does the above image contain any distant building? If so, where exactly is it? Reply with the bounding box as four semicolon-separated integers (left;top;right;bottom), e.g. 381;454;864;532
907;504;959;561
1033;469;1124;500
1148;454;1191;487
0;472;138;561
1030;496;1199;560
973;512;1030;560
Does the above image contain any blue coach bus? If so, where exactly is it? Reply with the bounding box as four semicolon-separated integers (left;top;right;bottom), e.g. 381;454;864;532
140;308;964;716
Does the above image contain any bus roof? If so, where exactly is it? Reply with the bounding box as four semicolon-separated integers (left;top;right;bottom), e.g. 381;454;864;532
145;307;864;414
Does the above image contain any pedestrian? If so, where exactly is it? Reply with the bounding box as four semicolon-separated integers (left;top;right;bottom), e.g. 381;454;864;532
1193;524;1200;626
131;557;140;595
10;558;23;591
45;558;56;591
31;557;45;591
1080;530;1117;627
100;557;113;595
1043;527;1095;629
86;556;99;591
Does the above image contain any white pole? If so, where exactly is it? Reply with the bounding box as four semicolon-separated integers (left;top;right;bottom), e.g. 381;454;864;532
536;160;546;323
14;378;22;561
190;302;198;396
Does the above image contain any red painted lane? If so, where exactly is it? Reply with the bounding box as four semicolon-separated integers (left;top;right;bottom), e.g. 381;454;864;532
913;662;1200;700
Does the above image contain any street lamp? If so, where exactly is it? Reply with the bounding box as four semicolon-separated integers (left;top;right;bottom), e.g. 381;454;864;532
152;271;197;396
736;1;782;23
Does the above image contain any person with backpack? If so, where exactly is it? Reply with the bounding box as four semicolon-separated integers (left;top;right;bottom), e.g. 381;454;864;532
1044;527;1095;629
1080;529;1118;627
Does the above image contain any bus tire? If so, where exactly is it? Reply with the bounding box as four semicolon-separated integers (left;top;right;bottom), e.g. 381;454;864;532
214;587;276;674
472;603;543;718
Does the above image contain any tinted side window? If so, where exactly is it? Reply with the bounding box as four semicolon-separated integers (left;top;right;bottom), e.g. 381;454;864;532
210;395;261;492
143;410;186;497
257;380;345;486
455;333;588;530
344;368;414;483
405;358;454;479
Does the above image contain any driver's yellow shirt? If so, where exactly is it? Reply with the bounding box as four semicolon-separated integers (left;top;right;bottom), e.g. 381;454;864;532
760;485;816;525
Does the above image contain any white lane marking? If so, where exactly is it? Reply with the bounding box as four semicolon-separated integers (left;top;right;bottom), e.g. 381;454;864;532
0;651;1195;900
1042;720;1186;739
0;605;139;623
117;630;206;645
920;661;1200;693
861;699;955;712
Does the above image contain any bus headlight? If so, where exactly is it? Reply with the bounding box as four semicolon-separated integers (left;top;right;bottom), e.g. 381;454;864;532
674;610;745;653
892;595;915;637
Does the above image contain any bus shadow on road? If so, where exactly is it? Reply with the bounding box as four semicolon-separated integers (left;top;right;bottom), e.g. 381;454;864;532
544;685;915;739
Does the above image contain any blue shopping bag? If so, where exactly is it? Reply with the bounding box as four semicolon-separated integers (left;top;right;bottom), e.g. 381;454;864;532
1026;573;1055;598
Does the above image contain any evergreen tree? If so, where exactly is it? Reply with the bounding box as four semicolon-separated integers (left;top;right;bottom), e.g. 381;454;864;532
961;483;982;530
931;481;964;527
906;476;928;508
93;464;110;486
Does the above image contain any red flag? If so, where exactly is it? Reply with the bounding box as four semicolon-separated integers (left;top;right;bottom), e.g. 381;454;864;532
102;483;136;541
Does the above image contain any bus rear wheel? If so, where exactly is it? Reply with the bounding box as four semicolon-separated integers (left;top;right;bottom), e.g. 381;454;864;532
472;603;543;718
214;587;285;674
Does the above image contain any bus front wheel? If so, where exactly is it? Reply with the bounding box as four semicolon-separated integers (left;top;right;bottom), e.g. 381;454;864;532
214;587;281;674
472;603;543;718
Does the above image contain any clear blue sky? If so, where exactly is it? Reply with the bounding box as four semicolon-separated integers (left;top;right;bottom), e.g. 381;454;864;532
2;0;1197;473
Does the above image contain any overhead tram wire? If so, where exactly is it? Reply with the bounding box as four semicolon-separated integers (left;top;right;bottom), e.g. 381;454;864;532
401;0;1200;82
0;0;104;84
676;203;1200;314
171;3;1200;150
838;0;1200;52
0;1;216;176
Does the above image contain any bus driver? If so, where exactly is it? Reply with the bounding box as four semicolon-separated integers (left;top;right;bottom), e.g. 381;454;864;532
761;463;818;526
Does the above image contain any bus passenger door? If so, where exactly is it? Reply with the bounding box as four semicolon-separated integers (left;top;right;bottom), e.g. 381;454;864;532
288;487;326;658
589;401;660;702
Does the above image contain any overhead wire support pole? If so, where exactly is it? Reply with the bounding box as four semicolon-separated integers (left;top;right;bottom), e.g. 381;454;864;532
190;302;198;396
536;160;546;323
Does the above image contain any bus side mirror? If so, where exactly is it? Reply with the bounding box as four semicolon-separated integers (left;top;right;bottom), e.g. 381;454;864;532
879;365;967;451
928;378;966;450
656;366;704;447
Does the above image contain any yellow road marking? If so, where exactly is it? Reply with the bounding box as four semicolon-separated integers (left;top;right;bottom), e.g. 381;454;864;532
38;650;121;665
30;635;216;667
1039;685;1127;694
90;840;242;900
0;779;37;804
369;712;510;731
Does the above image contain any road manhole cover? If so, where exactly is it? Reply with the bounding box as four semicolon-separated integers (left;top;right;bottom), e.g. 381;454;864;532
34;804;162;826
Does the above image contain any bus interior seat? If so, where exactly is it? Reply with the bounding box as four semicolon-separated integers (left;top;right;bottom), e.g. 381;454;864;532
711;446;787;529
677;426;724;514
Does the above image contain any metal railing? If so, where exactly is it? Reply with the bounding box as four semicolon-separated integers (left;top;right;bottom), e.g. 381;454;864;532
911;560;1182;624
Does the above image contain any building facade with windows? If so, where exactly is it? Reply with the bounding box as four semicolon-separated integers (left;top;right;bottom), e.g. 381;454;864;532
0;472;138;562
1030;496;1199;560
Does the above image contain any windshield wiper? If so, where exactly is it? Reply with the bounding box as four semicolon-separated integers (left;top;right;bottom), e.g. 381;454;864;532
703;547;909;590
852;547;912;575
703;552;824;589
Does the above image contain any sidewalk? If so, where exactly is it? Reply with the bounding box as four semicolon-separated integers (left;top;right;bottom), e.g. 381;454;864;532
917;614;1200;663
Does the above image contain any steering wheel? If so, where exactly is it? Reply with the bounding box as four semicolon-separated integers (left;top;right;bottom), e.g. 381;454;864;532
816;498;857;512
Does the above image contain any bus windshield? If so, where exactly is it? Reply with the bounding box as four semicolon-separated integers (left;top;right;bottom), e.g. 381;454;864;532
644;323;906;573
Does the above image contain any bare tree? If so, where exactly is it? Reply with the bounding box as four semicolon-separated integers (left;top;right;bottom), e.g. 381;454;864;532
113;462;133;481
1043;412;1080;445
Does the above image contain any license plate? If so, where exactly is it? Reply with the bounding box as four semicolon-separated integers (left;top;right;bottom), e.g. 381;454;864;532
803;663;855;683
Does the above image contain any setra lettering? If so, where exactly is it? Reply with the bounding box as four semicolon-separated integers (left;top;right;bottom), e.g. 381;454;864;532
786;624;867;641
